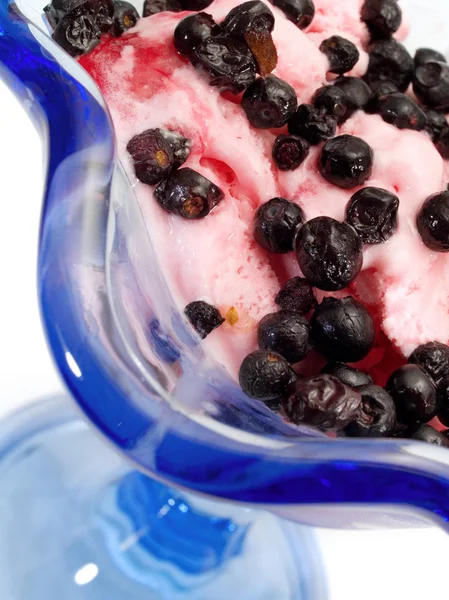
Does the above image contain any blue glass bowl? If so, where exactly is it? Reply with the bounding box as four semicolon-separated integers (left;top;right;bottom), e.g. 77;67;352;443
3;0;449;525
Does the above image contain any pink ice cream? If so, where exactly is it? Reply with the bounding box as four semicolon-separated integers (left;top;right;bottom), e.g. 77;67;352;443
79;0;449;383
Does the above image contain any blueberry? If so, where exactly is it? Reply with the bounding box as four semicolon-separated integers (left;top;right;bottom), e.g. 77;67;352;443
417;191;449;252
288;104;336;145
364;79;399;114
46;0;113;31
275;276;317;314
185;300;224;339
361;0;402;41
44;0;84;28
52;12;101;56
269;0;314;29
148;319;181;363
239;350;292;400
321;362;373;388
436;129;449;160
192;36;257;94
414;48;447;68
411;424;449;447
344;385;396;437
143;0;181;16
365;39;413;93
178;0;213;10
272;134;309;171
155;168;224;219
425;109;448;142
311;297;375;363
319;36;360;75
386;364;437;426
110;0;139;37
345;187;399;244
222;1;275;37
258;310;311;363
173;13;220;56
127;129;174;185
413;61;449;112
312;86;349;124
281;374;361;430
377;93;426;131
319;135;373;189
333;76;372;110
242;75;298;128
437;376;449;426
254;197;305;253
295;217;363;291
408;341;449;383
159;129;191;168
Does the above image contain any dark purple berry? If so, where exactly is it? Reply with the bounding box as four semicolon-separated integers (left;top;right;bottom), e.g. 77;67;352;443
178;0;213;10
344;385;396;437
288;104;337;146
361;0;402;41
154;168;224;219
413;61;449;112
425;109;448;142
345;187;399;244
45;0;113;31
239;350;292;400
319;134;373;189
321;362;373;388
44;0;84;28
333;76;371;110
127;129;174;185
437;376;449;426
173;13;220;56
436;129;449;160
222;1;274;37
159;129;191;168
272;134;309;171
319;36;360;75
365;39;413;93
312;85;349;123
143;0;181;16
110;1;139;37
408;341;449;383
377;92;426;130
258;310;311;363
185;300;224;339
364;79;399;114
417;191;449;252
414;48;447;69
275;277;317;314
411;424;449;446
386;364;437;426
311;297;375;363
254;197;305;253
192;36;257;94
242;75;298;128
295;217;363;291
269;0;314;29
52;12;101;56
282;374;361;430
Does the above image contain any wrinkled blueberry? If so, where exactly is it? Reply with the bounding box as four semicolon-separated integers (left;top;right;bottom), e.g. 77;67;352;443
411;424;449;446
45;0;113;31
319;134;373;189
222;0;274;37
159;129;191;168
408;341;449;383
425;109;448;142
364;79;399;114
417;191;449;252
281;374;361;430
52;12;101;56
239;350;292;400
288;104;337;145
386;364;437;426
345;385;396;437
322;362;373;388
361;0;402;41
320;36;359;75
110;0;139;36
415;48;447;68
377;92;426;130
333;76;371;110
272;134;309;171
148;319;181;363
254;197;305;253
296;217;363;291
185;300;224;339
275;276;317;314
345;187;399;244
143;0;181;16
413;61;449;112
127;129;174;185
192;36;257;94
242;75;298;128
44;0;83;28
269;0;314;28
178;0;214;10
258;310;311;363
312;85;349;123
155;168;224;219
365;39;413;93
311;297;375;363
173;13;220;56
